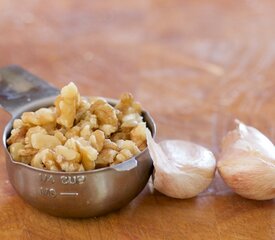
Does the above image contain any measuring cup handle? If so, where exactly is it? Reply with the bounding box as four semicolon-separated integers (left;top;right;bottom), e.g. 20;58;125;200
0;65;59;117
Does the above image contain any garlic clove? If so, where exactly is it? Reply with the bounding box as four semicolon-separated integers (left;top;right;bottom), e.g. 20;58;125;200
218;120;275;200
146;129;216;199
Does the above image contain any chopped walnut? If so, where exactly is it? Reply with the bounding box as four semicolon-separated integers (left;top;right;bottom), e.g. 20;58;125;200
121;113;143;128
130;122;147;151
55;145;81;162
89;130;105;152
95;139;119;168
77;115;98;140
103;139;119;151
7;126;28;145
54;130;67;144
100;124;118;137
41;122;57;134
55;82;80;128
115;149;133;163
25;126;48;147
115;93;143;130
44;157;60;171
116;140;140;155
115;93;142;116
96;149;118;168
80;125;92;140
65;126;81;138
22;108;56;126
80;112;98;129
114;140;140;164
13;119;24;129
31;149;59;171
54;145;83;172
64;137;78;151
90;99;118;136
75;98;91;123
31;133;61;150
55;153;84;172
7;82;148;172
18;146;38;161
8;143;38;165
75;138;98;170
111;130;130;142
8;142;25;162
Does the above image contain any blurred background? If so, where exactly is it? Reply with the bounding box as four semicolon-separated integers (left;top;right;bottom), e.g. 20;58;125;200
1;1;275;239
1;0;275;150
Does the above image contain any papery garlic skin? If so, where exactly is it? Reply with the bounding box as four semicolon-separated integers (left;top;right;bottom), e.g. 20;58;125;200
146;130;216;199
218;121;275;200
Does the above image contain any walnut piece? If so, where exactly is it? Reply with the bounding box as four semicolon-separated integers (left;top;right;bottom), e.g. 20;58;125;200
8;142;25;162
103;139;119;151
25;126;48;146
75;138;98;170
89;130;105;152
114;140;141;164
31;133;61;150
130;122;147;151
22;108;56;126
75;98;91;123
115;93;142;116
55;82;80;128
54;145;83;172
90;99;118;136
96;149;118;168
7;126;28;145
95;139;119;168
115;93;143;130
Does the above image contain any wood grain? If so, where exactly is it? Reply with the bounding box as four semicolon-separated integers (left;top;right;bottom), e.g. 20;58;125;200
0;0;275;239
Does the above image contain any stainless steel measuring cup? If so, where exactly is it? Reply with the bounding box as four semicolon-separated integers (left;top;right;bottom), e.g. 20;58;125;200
0;65;156;218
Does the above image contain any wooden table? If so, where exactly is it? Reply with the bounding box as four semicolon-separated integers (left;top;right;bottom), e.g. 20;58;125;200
0;1;275;239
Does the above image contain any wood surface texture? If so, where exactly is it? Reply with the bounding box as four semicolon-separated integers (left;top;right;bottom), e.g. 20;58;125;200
0;0;275;239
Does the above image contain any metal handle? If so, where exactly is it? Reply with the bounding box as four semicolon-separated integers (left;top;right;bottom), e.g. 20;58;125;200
111;158;138;171
0;65;59;117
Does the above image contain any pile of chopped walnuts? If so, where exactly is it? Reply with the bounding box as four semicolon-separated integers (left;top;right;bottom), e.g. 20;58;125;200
7;82;147;172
